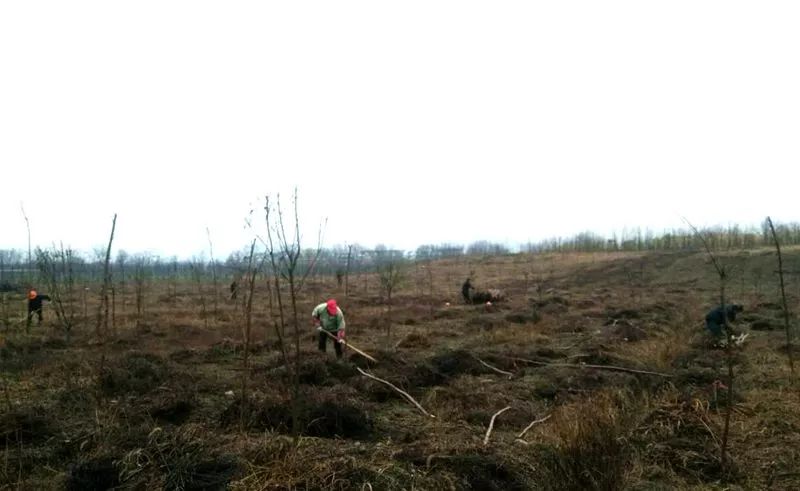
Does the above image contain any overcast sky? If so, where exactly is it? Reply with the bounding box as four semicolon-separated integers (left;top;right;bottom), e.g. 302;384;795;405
1;1;798;259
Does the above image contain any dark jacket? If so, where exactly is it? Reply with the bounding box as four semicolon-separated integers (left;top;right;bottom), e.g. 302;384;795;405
461;279;473;302
705;304;743;328
28;294;51;311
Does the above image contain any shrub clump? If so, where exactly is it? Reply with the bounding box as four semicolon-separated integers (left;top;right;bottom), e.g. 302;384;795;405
99;352;169;395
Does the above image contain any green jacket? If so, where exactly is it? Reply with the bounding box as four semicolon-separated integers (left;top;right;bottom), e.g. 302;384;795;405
312;303;345;332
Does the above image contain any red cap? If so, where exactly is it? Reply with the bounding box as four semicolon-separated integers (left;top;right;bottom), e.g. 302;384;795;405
326;299;337;315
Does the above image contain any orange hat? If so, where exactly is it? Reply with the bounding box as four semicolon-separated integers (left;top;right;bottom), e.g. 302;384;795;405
326;299;337;315
28;290;38;300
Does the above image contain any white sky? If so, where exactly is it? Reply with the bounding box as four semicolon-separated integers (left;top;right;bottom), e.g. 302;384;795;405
1;1;799;259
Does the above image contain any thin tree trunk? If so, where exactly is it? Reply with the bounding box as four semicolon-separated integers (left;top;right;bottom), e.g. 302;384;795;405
240;240;256;428
20;203;31;290
111;286;116;335
96;214;117;339
289;272;301;446
345;245;353;297
207;228;219;319
767;217;795;374
719;280;733;472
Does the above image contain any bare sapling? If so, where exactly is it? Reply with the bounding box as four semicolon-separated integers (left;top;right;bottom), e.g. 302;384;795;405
376;252;404;341
190;260;209;329
766;217;795;374
263;265;289;368
345;244;353;297
1;292;7;332
264;189;325;446
20;203;32;290
426;261;435;320
117;251;127;329
35;244;78;342
111;285;116;335
207;227;220;319
240;239;257;427
133;256;149;330
95;214;117;340
0;254;6;331
684;217;737;475
20;203;32;331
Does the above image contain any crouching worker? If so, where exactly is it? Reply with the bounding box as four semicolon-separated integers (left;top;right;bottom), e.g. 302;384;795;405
312;298;346;359
705;304;743;342
27;289;51;328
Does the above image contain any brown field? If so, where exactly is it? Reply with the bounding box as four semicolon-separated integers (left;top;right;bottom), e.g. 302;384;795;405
1;248;799;490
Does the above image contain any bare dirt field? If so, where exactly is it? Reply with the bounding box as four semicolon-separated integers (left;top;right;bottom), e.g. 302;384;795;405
2;248;799;490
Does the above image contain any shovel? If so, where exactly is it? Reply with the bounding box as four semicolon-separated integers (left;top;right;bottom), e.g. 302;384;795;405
320;329;377;363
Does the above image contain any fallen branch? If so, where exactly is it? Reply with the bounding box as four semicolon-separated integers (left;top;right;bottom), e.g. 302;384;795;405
508;357;672;378
473;356;513;378
516;414;552;439
483;406;511;445
356;367;435;418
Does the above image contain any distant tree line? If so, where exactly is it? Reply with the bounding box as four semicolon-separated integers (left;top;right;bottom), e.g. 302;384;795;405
524;220;800;254
2;220;799;287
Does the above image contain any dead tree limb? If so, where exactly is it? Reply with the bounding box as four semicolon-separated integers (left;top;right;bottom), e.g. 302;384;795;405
483;406;511;445
473;355;513;378
508;357;672;377
516;414;552;439
356;367;435;418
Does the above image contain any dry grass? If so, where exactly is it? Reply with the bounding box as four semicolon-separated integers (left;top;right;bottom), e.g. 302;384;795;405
1;249;799;489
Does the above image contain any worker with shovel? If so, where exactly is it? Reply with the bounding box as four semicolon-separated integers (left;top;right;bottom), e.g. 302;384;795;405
312;298;346;359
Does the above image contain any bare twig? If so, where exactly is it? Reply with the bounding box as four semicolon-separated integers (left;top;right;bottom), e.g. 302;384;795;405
473;355;513;378
483;406;511;445
681;217;725;279
508;357;672;377
516;414;552;439
356;367;435;418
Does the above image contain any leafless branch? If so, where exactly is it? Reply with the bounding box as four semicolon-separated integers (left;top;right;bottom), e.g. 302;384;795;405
483;406;511;445
473;355;513;378
508;357;672;377
516;414;551;439
356;367;435;418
